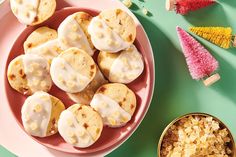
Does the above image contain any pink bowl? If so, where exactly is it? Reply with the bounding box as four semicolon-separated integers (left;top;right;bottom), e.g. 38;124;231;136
4;7;154;156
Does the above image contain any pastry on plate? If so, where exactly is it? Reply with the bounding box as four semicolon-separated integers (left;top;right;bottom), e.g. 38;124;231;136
24;26;62;64
90;83;136;127
21;91;65;137
67;65;108;105
24;26;57;51
58;12;95;56
58;104;103;148
98;44;144;84
10;0;56;25
50;47;96;93
88;9;136;53
7;54;52;95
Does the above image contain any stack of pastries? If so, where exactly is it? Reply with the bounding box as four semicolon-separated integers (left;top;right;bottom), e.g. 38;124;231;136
7;3;144;148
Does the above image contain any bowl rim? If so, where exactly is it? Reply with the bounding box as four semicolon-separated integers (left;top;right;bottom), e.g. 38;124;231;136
157;112;236;157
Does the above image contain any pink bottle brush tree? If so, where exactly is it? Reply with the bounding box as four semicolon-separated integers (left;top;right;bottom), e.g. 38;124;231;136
166;0;216;15
176;26;220;86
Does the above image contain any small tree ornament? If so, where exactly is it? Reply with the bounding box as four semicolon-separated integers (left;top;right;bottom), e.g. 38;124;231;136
189;27;236;49
166;0;216;15
176;26;220;86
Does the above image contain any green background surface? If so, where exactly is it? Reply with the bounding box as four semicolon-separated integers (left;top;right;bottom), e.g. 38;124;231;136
1;0;236;156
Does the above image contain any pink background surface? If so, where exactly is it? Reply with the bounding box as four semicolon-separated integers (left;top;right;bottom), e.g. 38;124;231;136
0;0;154;156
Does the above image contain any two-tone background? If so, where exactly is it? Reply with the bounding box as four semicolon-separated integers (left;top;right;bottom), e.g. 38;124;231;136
1;0;236;156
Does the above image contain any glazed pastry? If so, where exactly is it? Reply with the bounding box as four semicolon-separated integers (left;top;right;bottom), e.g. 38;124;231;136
98;44;144;84
24;27;58;51
21;91;65;137
58;104;103;148
90;83;136;127
58;12;95;56
50;47;96;93
10;0;56;25
7;54;52;95
88;9;136;52
24;27;62;64
67;66;108;105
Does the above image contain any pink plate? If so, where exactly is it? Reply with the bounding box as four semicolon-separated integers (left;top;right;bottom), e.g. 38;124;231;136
3;2;154;156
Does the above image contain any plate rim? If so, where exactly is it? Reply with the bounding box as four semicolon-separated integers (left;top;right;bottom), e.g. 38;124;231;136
1;0;155;156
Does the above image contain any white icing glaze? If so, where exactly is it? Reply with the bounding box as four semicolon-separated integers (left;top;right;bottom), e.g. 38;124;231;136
109;44;144;83
25;39;61;64
90;93;131;127
88;16;130;53
67;67;107;104
22;54;52;93
50;57;91;93
58;110;94;148
21;91;52;137
10;0;39;25
58;13;94;56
